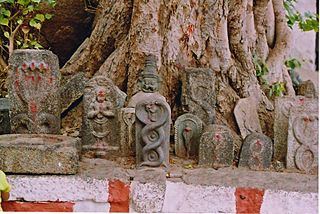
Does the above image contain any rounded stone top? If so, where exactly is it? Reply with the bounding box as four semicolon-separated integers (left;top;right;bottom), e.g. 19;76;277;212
139;54;159;79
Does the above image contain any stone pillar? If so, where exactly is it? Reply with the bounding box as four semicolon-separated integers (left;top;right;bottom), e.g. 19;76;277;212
118;107;136;156
8;49;60;134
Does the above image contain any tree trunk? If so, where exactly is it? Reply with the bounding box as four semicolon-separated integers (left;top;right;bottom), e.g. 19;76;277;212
60;0;293;139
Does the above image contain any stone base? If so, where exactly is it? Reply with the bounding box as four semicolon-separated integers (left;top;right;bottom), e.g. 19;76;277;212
0;134;80;174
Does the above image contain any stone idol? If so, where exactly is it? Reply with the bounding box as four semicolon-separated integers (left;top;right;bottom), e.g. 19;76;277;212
82;75;126;158
199;125;234;169
128;54;171;168
286;106;318;175
174;113;203;158
181;68;216;125
239;132;273;171
8;50;60;134
274;96;318;163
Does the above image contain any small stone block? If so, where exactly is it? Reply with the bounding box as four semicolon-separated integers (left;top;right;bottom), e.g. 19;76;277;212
0;98;11;134
0;134;80;174
239;132;273;171
199;125;234;168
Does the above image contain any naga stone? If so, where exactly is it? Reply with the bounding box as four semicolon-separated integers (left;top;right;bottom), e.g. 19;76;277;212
0;134;80;174
234;97;262;139
0;98;11;134
239;132;273;171
8;49;60;134
135;97;171;168
118;108;136;156
82;76;126;158
198;125;234;169
274;96;318;163
181;67;216;125
174;113;203;158
286;106;318;174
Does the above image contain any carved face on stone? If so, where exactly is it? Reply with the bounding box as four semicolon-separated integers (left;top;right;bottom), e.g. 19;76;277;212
139;76;159;93
95;86;112;103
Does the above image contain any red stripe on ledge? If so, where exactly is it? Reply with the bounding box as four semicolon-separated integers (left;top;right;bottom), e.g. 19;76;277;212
108;180;130;212
2;201;74;212
235;187;264;214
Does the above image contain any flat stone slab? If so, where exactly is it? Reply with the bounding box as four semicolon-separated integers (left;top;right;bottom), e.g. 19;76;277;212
0;134;80;174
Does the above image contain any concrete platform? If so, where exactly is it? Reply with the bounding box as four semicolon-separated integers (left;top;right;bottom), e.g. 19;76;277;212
3;158;318;213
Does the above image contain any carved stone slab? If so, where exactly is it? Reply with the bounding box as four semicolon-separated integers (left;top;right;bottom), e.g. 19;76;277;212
0;134;80;174
0;98;11;134
274;96;318;162
234;97;262;139
135;96;171;168
118;108;136;156
199;125;234;169
286;107;318;174
182;68;216;125
82;76;126;158
174;113;203;158
8;49;60;134
239;132;273;171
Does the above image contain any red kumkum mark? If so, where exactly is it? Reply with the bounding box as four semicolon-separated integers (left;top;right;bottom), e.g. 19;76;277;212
30;102;37;113
214;133;221;141
15;80;20;88
299;97;305;105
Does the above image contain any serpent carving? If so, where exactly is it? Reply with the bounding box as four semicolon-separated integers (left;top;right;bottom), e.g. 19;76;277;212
136;100;169;167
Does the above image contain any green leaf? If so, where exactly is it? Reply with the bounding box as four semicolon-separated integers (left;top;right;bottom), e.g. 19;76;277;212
0;9;11;17
34;22;41;29
27;5;34;12
17;19;23;25
4;31;9;38
31;0;41;3
29;18;37;27
0;17;9;26
34;14;45;22
45;13;52;19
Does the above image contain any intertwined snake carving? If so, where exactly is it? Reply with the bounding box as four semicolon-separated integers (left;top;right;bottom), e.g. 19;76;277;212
136;100;168;167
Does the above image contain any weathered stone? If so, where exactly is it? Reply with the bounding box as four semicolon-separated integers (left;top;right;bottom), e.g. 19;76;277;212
199;125;234;169
127;55;171;168
8;49;60;134
181;68;216;125
135;97;171;168
239;132;273;171
174;113;203;158
0;134;79;174
0;98;11;134
234;97;262;139
286;107;318;174
81;76;126;159
60;72;88;113
274;96;318;162
118;108;136;156
297;80;317;98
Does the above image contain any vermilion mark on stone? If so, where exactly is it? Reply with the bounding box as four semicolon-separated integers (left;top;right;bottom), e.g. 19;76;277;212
30;62;36;70
235;187;264;214
15;80;20;88
299;97;304;105
22;63;28;70
214;133;221;141
30;102;37;113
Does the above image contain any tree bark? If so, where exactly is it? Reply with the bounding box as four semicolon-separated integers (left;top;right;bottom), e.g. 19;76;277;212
60;0;293;138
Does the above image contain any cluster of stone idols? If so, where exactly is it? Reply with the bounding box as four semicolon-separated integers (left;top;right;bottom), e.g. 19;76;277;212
4;50;318;175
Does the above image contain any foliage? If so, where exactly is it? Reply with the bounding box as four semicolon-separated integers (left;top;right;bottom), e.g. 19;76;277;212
0;0;56;56
253;54;268;85
285;58;302;70
284;0;319;32
269;81;285;97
